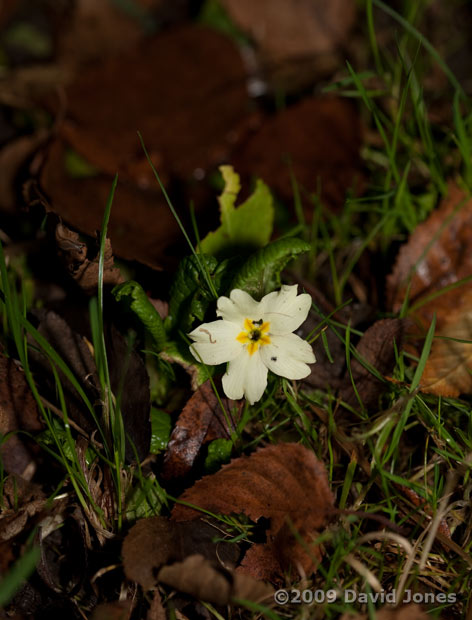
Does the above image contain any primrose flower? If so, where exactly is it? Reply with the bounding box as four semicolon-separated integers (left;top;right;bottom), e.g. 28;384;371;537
188;285;316;405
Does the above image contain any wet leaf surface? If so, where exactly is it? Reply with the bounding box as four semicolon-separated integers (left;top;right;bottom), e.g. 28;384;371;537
172;443;334;578
162;380;239;481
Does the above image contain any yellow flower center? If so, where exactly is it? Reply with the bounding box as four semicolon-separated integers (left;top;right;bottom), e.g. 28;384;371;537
236;318;271;355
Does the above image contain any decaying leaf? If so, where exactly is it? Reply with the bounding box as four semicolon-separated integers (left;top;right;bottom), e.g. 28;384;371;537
172;443;334;578
122;516;239;592
340;319;404;410
55;221;124;293
0;356;42;479
0;475;46;541
231;97;364;213
0;129;49;213
387;184;472;396
162;380;239;481
340;603;429;620
387;183;472;331
90;601;133;620
220;0;357;90
158;554;272;606
420;289;472;396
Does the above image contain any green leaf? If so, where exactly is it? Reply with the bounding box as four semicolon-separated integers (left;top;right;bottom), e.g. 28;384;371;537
150;407;172;454
112;280;166;351
200;165;274;259
125;475;166;522
230;237;311;298
204;438;233;473
167;254;221;332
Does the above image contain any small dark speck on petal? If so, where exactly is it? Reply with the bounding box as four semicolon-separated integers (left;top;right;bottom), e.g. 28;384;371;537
271;356;277;362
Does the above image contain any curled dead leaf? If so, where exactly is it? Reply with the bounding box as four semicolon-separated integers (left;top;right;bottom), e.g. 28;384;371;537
0;356;42;479
162;380;239;481
172;443;334;579
55;222;124;293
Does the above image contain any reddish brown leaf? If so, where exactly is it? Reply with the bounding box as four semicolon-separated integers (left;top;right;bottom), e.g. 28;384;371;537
0;475;45;541
162;381;239;481
172;443;334;577
0;356;42;478
387;182;472;331
55;222;124;294
420;288;472;396
340;604;429;620
231;97;364;213
340;319;404;410
90;601;133;620
220;0;356;90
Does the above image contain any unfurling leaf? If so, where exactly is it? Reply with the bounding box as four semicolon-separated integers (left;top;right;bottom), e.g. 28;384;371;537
200;165;274;259
172;443;334;579
230;237;310;298
112;280;166;351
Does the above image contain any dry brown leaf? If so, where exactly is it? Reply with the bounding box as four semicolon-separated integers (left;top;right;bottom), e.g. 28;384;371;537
122;517;239;592
340;319;404;410
0;130;49;213
340;603;429;620
55;222;124;293
0;475;45;541
162;380;239;481
387;182;472;331
0;356;42;479
90;601;133;620
158;555;272;606
231;97;364;213
172;443;334;577
220;0;356;90
420;288;472;396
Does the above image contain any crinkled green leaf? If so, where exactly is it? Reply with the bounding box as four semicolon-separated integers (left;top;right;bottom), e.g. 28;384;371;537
125;475;167;522
167;255;221;332
150;407;172;454
230;237;311;298
204;438;233;473
112;280;166;351
200;165;274;259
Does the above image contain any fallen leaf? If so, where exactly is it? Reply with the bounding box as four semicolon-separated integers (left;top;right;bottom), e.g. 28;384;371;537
220;0;356;91
387;183;472;331
172;443;334;577
0;356;42;479
158;554;272;606
55;221;124;294
0;129;49;213
231;97;364;213
420;288;472;396
340;603;429;620
0;475;45;541
122;516;240;591
162;380;239;481
90;601;132;620
340;319;404;410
